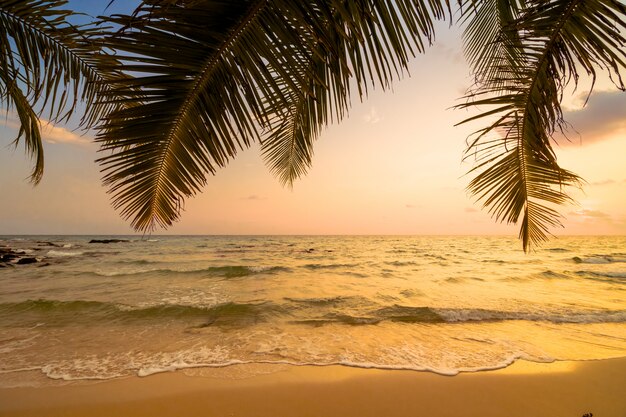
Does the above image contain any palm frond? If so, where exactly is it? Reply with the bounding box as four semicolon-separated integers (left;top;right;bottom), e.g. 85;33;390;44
0;63;43;182
458;0;626;251
261;0;447;187
0;0;122;183
460;0;524;85
98;0;450;231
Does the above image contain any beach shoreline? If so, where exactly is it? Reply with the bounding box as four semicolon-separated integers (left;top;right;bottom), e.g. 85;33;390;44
2;357;625;417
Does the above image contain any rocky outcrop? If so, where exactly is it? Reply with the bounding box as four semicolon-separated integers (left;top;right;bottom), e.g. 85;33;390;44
0;246;39;267
16;257;38;265
88;239;130;244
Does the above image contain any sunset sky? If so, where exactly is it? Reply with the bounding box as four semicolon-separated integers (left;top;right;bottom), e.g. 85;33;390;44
1;1;625;236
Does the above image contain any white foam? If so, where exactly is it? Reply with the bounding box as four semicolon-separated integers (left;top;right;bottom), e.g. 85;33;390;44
138;359;245;377
249;266;278;273
95;268;159;277
0;366;41;374
46;250;83;257
41;364;125;381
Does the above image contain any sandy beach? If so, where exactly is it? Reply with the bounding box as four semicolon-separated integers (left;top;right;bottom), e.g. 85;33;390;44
2;358;625;417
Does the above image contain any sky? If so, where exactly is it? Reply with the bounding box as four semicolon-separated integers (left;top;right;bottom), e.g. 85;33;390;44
1;2;625;236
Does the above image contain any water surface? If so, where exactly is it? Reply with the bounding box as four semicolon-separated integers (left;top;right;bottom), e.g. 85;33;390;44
1;235;624;386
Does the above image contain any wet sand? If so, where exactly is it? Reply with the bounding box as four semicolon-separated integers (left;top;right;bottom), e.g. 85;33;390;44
1;358;625;417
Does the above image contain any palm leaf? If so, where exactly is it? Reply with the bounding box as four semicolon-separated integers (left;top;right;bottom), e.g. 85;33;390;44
97;0;449;231
458;0;626;251
460;0;524;85
0;63;43;182
0;0;122;183
261;0;447;187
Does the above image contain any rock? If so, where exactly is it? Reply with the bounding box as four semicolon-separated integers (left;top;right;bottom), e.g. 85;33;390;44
37;262;51;268
89;239;129;244
1;254;18;262
16;257;38;265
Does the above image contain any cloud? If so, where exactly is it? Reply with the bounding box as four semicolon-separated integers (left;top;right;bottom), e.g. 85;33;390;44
242;195;265;201
2;110;91;146
39;120;91;146
362;107;381;124
464;207;478;213
558;91;626;146
568;209;611;219
590;179;616;186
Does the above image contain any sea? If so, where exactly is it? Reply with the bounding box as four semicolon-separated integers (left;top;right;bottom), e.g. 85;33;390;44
1;235;625;387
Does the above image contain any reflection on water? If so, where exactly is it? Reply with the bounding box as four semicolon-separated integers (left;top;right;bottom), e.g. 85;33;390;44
0;235;625;386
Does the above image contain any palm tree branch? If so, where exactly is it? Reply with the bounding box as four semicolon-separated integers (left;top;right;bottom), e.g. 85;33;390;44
98;0;450;231
147;0;268;228
0;64;43;183
457;0;626;250
1;0;125;183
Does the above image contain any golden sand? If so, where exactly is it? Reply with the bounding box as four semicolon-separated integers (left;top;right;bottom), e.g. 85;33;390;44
1;358;625;417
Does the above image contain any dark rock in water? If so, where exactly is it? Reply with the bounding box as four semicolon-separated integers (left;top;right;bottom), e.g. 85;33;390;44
16;257;38;265
37;262;51;268
1;254;18;262
89;239;129;244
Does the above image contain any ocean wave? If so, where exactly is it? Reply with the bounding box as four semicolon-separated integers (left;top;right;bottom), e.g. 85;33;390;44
0;300;284;327
436;308;626;324
284;296;360;306
94;265;289;278
3;299;625;329
293;304;626;326
576;270;626;282
15;353;564;385
573;255;626;264
303;263;359;270
384;260;419;267
539;270;569;279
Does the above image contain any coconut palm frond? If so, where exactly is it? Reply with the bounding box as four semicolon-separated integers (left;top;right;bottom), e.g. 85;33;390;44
0;0;122;183
460;0;524;85
97;0;450;232
261;0;448;187
0;63;43;182
458;0;626;251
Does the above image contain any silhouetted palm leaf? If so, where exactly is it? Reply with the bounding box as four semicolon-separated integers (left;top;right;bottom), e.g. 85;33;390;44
0;0;122;183
458;0;626;251
97;0;449;231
